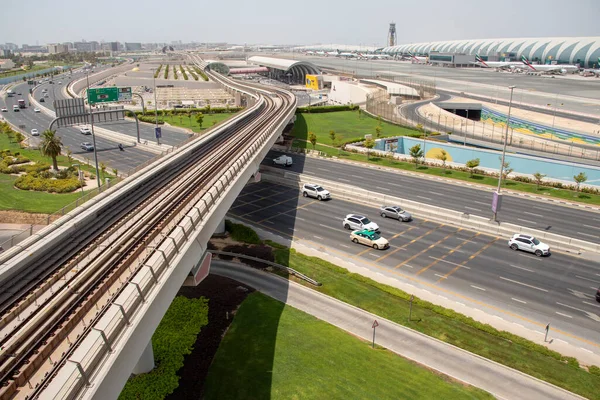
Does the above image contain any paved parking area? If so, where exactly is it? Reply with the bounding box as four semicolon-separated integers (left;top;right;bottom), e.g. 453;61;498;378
228;181;600;346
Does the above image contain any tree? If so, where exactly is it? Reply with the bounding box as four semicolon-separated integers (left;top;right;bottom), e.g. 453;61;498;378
40;129;62;171
436;149;448;172
112;168;118;177
375;126;382;138
533;172;546;190
308;131;317;149
14;132;24;146
328;130;336;143
187;111;192;127
6;129;14;143
409;144;424;168
100;162;107;179
415;123;424;133
466;158;480;178
500;160;513;182
358;108;363;119
195;112;204;129
574;172;587;192
66;147;73;164
363;137;375;159
212;120;217;126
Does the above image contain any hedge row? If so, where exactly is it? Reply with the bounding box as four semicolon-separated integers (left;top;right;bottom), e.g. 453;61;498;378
173;67;178;80
134;106;242;116
138;115;164;125
154;64;162;79
15;173;82;193
193;66;208;81
296;104;359;113
164;64;169;79
1;161;50;174
180;65;188;80
118;297;209;400
3;154;30;165
189;70;198;81
225;220;261;244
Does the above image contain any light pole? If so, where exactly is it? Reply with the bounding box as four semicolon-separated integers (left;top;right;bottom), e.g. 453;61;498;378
492;85;516;222
463;109;469;146
152;67;160;145
85;71;101;190
72;163;84;196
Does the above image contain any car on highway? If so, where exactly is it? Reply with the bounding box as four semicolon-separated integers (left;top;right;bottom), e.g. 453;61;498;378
39;98;45;102
81;142;94;151
44;94;49;98
380;205;412;222
273;155;293;166
34;108;40;113
12;105;19;112
596;287;600;303
350;229;389;250
302;183;330;200
31;129;39;136
343;214;379;232
58;82;62;85
508;234;550;257
1;107;6;112
79;126;92;135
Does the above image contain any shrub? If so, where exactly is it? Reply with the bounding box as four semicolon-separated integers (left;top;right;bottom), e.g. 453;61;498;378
225;220;261;244
590;365;600;376
222;244;274;269
14;173;82;193
193;67;208;81
180;65;188;80
154;64;162;79
138;115;164;124
189;70;198;81
164;64;169;79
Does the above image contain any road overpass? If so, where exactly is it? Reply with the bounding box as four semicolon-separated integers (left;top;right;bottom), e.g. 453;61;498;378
0;58;297;399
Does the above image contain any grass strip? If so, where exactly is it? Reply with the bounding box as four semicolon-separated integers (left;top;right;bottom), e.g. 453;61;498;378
119;296;209;400
203;292;493;400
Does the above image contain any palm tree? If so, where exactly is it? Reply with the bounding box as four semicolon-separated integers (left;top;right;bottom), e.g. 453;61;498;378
40;129;62;171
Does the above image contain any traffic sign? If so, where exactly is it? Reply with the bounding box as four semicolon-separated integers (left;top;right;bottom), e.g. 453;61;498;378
372;320;379;328
87;87;132;104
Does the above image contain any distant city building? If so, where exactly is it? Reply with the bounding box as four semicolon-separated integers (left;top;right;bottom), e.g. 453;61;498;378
0;59;16;70
124;42;142;51
4;43;18;51
20;45;47;53
0;49;11;57
47;44;69;54
101;42;119;52
73;41;99;52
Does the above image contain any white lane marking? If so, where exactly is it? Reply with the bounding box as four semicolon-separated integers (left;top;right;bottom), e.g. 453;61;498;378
369;253;379;257
339;178;351;182
435;274;447;279
523;211;543;217
429;191;444;196
583;301;600;308
317;167;329;172
583;224;600;230
470;285;486;291
456;302;465;307
517;218;537;225
579;348;594;354
319;223;340;232
556;302;587;313
473;201;488;206
417;196;432;201
577;232;600;239
576;275;600;284
518;253;542;261
555;312;573;319
340;244;350;248
375;186;391;191
388;182;403;187
464;206;481;211
512;298;527;304
295;216;306;221
429;257;469;268
499;276;548;292
510;264;534;272
314;235;324;240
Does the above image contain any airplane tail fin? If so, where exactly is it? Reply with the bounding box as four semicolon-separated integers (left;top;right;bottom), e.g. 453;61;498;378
521;55;535;70
475;54;488;67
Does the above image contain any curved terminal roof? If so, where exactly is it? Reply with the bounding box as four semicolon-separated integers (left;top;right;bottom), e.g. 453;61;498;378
293;44;379;52
248;56;321;75
381;37;600;67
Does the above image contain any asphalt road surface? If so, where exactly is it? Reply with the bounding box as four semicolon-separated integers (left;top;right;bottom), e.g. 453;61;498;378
264;151;600;244
229;181;600;349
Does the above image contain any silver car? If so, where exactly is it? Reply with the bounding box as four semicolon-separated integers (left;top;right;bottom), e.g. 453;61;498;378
380;205;412;222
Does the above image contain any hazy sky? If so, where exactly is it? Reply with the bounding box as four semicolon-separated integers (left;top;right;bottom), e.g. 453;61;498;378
2;0;598;46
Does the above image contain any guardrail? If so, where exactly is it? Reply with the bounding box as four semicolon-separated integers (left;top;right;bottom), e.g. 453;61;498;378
210;251;321;286
260;168;600;255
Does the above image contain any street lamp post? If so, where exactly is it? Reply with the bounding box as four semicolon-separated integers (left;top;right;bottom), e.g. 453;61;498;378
492;85;516;222
72;163;84;196
85;71;102;190
152;67;160;145
463;109;469;146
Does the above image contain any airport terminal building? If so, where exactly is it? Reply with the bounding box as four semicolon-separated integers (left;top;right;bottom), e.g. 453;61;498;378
382;37;600;67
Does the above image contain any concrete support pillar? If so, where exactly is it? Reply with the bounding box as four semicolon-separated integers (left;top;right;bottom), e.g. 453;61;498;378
213;217;226;235
132;340;155;375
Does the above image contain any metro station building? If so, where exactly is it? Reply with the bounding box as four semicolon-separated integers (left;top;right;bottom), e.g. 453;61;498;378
382;37;600;67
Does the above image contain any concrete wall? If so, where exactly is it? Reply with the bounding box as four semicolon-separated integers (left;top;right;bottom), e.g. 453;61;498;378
328;81;372;105
375;136;600;185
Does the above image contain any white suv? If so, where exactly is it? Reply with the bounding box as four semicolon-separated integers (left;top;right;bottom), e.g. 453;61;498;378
302;184;330;200
343;214;379;232
508;234;550;257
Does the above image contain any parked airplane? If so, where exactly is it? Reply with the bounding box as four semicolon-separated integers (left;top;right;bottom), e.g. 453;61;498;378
520;56;580;74
337;50;358;58
408;52;428;63
305;51;315;55
581;57;600;77
473;54;523;69
316;51;326;56
359;53;391;60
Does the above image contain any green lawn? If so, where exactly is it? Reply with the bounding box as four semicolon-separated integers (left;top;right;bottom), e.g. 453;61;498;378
0;130;113;214
203;292;493;400
0;64;56;79
257;246;600;400
292;111;421;146
160;113;237;133
294;139;600;205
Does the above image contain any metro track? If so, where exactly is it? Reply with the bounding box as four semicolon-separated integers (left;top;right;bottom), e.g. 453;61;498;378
0;66;295;399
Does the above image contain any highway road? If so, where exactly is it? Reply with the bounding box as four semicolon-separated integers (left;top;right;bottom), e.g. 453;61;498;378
229;181;600;349
264;151;600;244
291;55;600;117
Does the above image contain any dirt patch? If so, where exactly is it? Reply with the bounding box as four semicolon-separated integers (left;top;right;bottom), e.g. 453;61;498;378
0;210;59;225
166;272;255;400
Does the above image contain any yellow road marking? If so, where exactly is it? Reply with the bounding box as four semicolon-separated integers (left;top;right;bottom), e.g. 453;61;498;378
417;232;480;276
228;214;600;349
375;222;440;263
436;237;499;283
394;229;460;270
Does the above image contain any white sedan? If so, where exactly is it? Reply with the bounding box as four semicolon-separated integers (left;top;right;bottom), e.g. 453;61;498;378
1;107;7;112
31;129;39;136
34;108;41;113
273;155;293;166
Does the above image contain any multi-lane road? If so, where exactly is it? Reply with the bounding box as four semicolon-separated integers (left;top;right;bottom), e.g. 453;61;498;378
230;180;600;348
265;151;600;243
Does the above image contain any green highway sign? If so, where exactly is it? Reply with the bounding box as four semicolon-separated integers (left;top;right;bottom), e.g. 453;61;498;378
87;87;132;104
